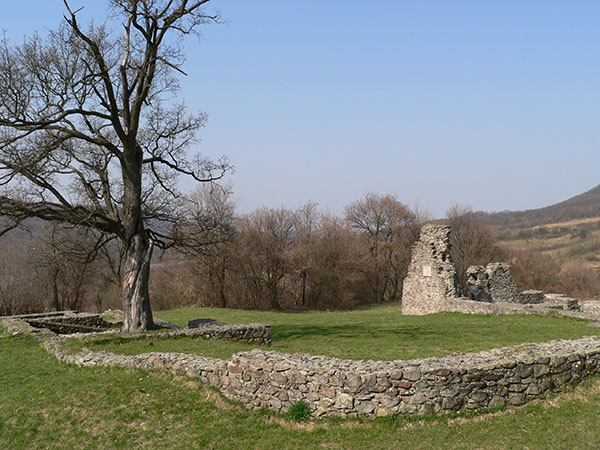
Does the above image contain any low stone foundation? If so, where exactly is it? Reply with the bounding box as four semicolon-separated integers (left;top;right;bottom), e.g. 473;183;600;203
120;322;272;345
220;338;600;416
3;317;599;418
426;297;600;321
0;311;110;334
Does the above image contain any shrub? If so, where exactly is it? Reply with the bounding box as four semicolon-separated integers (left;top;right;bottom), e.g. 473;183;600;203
288;400;311;421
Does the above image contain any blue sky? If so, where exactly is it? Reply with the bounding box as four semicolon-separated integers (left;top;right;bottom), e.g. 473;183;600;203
3;1;599;217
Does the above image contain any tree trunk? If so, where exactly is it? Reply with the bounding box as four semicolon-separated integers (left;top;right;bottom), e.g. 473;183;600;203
301;270;307;307
218;259;227;308
121;234;154;333
51;267;61;311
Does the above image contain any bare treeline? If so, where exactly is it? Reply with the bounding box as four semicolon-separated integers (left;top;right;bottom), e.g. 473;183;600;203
0;224;121;315
0;190;425;314
153;190;423;311
2;190;599;316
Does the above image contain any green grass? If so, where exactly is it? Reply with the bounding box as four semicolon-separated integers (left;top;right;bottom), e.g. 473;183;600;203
63;334;253;360
2;334;600;449
74;305;600;361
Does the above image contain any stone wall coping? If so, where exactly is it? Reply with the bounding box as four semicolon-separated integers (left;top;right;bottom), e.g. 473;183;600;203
99;322;271;339
0;310;79;320
227;336;600;373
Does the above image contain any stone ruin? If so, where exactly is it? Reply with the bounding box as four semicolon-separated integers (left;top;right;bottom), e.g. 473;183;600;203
401;224;589;315
401;224;462;315
466;263;551;305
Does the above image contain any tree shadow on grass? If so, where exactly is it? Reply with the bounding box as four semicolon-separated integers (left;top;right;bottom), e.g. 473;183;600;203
271;324;440;342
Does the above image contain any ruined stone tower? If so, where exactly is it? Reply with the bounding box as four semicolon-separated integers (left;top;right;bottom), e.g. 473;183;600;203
401;224;462;315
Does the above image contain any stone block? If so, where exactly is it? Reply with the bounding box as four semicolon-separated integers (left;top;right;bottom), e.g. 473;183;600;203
533;364;550;377
470;390;488;402
334;393;354;409
346;373;361;391
488;395;506;408
403;367;422;381
441;396;464;410
525;383;543;395
517;290;545;304
356;401;375;415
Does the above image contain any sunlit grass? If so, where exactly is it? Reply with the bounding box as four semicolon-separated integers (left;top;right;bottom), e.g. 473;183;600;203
69;304;600;361
2;334;600;449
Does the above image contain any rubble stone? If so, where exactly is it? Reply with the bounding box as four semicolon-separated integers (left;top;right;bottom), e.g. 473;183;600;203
466;263;519;303
517;290;546;304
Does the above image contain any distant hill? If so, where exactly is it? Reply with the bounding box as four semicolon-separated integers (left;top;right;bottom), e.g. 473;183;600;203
477;185;600;230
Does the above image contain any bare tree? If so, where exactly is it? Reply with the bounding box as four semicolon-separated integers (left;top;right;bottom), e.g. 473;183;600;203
31;224;104;311
291;201;320;307
307;214;362;309
345;193;416;302
174;184;236;307
445;204;504;287
411;200;435;225
0;240;46;315
235;208;295;310
0;1;230;331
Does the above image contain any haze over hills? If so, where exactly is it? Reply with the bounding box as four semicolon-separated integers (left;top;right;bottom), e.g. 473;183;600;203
477;185;600;230
477;184;600;271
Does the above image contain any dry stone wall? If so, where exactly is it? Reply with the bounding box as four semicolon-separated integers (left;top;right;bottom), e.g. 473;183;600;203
402;224;462;315
3;317;600;418
580;300;600;317
0;311;78;320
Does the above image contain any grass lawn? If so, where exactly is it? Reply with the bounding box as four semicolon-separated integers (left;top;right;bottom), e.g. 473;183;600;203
1;334;600;449
74;305;600;361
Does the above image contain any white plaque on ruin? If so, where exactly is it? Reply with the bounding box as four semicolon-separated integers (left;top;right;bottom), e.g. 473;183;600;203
422;265;432;277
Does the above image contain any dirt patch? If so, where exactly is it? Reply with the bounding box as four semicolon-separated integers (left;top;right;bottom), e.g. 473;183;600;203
202;390;235;410
264;416;322;431
128;420;150;431
447;408;518;426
